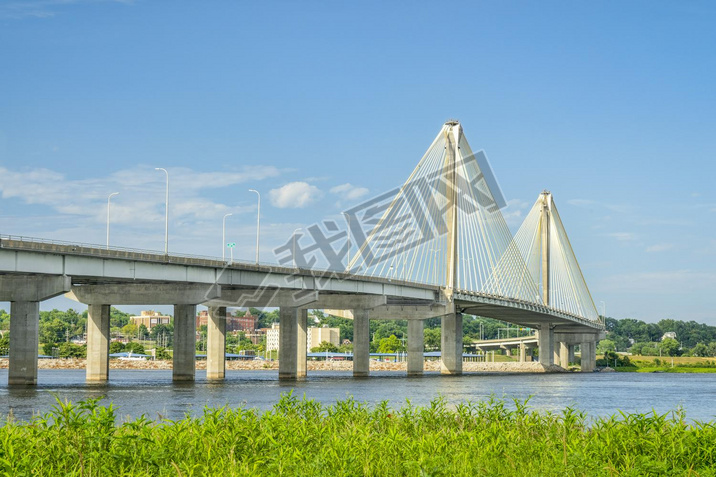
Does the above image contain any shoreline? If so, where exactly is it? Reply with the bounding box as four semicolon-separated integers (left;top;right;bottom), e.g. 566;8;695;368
0;358;568;373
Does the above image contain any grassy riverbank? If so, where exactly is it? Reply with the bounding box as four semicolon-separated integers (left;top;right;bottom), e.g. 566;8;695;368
2;395;715;476
614;356;716;373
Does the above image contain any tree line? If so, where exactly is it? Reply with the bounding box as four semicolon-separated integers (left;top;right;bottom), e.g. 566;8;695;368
601;317;716;357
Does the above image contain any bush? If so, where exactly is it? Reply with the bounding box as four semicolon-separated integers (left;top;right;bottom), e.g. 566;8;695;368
109;341;125;354
124;341;145;355
57;342;86;358
0;395;714;476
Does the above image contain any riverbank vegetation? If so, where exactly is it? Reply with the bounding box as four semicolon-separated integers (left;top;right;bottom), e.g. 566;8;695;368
1;394;715;476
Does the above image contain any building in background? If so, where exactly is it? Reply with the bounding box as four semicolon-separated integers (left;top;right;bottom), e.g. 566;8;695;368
130;311;171;330
265;323;280;351
234;310;258;331
308;326;340;350
265;324;341;352
196;310;258;332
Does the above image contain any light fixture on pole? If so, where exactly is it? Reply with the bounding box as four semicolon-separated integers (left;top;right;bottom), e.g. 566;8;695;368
155;168;169;254
222;213;233;260
106;192;119;250
249;189;260;264
227;242;236;264
292;228;302;268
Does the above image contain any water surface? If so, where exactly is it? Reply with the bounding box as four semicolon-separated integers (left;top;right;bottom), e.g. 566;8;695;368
1;369;714;422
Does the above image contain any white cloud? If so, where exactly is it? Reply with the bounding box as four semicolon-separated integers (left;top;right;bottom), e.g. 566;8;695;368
0;0;133;20
0;164;278;225
329;183;369;201
600;270;716;294
568;198;635;214
269;182;322;209
605;232;637;241
502;198;530;227
645;243;674;253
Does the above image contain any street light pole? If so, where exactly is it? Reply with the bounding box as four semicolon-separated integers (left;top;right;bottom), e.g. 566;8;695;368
343;213;351;273
106;192;119;250
249;189;260;264
155;168;169;254
292;228;302;268
222;213;233;260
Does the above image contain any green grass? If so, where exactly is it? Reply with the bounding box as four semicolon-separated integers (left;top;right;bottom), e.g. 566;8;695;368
1;394;715;476
634;367;716;373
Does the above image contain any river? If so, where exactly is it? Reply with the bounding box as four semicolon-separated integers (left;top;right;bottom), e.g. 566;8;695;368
1;370;715;422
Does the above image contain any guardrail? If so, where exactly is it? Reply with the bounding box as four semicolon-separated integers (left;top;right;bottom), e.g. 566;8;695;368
0;234;441;290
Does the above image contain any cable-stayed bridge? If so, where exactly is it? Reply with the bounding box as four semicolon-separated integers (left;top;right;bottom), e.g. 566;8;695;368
0;121;604;385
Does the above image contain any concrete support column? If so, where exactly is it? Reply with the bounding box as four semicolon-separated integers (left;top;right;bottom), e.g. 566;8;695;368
407;319;424;376
173;304;196;381
537;325;554;366
8;301;40;385
206;306;226;380
504;347;512;357
86;304;110;383
559;341;569;368
553;343;561;366
568;344;575;364
581;341;596;372
297;309;307;379
278;307;298;380
441;312;463;375
353;309;370;377
519;343;526;363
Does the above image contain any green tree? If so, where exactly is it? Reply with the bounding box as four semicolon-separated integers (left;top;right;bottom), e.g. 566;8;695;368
109;307;131;329
125;342;146;355
597;339;616;354
659;338;680;357
311;341;339;353
0;310;10;332
121;323;138;338
0;334;9;354
109;341;125;353
691;343;710;357
378;335;404;353
57;342;86;358
154;347;171;360
424;328;441;351
150;323;173;347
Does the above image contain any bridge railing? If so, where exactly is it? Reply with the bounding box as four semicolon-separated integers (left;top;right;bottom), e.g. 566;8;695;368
0;234;442;288
0;234;277;268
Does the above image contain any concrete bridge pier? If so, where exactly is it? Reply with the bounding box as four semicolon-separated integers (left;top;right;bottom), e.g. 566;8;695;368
407;319;424;376
441;313;463;375
206;306;226;380
278;306;298;380
537;325;554;366
297;309;308;379
86;304;110;382
1;275;71;385
519;343;527;362
173;304;197;381
352;309;370;377
553;344;560;367
9;301;41;385
580;341;596;372
559;342;569;368
568;345;575;364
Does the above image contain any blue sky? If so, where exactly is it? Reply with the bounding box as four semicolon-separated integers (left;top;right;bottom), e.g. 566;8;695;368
1;1;715;324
